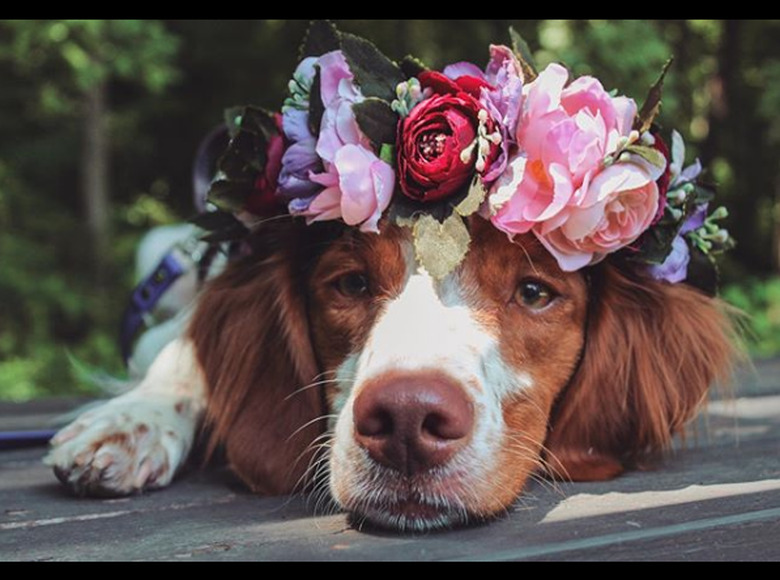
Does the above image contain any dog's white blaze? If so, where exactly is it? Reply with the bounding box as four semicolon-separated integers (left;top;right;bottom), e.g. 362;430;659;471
356;271;493;380
330;264;536;522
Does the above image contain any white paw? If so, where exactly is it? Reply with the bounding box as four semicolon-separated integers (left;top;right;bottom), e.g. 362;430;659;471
44;394;198;497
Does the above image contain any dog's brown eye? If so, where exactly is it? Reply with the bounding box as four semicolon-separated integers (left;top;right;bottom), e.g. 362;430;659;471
516;280;555;310
335;273;370;298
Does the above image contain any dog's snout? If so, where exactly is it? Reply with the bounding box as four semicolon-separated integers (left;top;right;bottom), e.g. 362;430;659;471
353;372;474;476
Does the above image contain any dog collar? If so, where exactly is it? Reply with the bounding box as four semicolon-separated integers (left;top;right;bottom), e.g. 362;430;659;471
195;20;734;295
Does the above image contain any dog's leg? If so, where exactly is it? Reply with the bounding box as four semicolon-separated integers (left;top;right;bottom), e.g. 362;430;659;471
45;338;206;497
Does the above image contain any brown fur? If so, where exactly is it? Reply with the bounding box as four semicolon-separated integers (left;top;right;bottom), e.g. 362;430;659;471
452;221;592;508
544;260;738;481
189;221;335;494
307;225;410;399
189;216;738;507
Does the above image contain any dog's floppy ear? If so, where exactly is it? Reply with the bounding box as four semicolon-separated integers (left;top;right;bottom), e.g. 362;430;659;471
188;224;324;495
545;262;739;481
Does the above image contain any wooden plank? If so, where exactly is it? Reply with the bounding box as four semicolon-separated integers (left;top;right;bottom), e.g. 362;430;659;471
0;398;94;432
1;433;778;561
0;393;778;561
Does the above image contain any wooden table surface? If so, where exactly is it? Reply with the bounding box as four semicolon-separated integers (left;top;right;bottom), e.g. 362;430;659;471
1;362;779;561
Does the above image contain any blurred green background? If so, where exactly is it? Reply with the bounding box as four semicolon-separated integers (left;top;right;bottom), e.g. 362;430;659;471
1;19;779;401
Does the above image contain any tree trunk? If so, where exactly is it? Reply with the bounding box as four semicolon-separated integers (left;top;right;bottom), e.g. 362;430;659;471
82;80;110;287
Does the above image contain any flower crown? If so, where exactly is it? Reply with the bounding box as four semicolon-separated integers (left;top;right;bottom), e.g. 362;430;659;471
198;21;734;293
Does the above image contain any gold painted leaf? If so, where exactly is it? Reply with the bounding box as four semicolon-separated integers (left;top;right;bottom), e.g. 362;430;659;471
455;175;487;217
413;214;471;280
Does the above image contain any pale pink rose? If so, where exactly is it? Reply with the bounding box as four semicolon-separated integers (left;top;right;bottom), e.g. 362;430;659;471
536;163;660;271
303;144;395;233
490;63;664;270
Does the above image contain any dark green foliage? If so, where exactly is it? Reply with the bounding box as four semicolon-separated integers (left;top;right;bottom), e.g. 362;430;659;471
400;55;429;78
353;98;399;150
209;105;278;213
340;32;405;101
300;20;340;60
635;58;674;134
509;26;538;81
308;68;325;136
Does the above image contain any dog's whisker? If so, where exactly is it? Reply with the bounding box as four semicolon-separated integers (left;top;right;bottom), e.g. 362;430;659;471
284;378;344;402
289;433;334;494
284;414;338;444
292;448;330;497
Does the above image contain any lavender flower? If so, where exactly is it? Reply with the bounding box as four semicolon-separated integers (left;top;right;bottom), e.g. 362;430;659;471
278;57;323;205
648;234;690;284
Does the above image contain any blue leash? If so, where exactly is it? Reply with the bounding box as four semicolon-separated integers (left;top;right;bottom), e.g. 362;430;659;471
0;429;58;450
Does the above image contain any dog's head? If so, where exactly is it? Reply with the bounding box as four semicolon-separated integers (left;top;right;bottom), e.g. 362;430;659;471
190;215;735;532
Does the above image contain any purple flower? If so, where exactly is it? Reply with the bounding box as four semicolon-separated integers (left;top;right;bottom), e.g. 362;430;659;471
648;234;690;284
483;45;524;138
278;112;322;201
681;203;708;235
290;50;395;232
669;130;703;186
279;58;323;204
442;61;485;81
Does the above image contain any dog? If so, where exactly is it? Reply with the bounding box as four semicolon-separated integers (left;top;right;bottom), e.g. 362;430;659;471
46;214;736;532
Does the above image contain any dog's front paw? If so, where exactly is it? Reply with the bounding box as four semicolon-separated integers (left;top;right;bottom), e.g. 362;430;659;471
44;395;197;497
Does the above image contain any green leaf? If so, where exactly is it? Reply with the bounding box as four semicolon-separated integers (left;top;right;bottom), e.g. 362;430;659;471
207;179;254;213
300;20;340;59
634;58;674;134
240;106;278;141
353;98;399;150
400;55;429;78
413;213;471;280
341;32;404;101
685;245;719;297
632;221;681;265
380;143;395;165
625;145;667;169
217;105;279;182
218;131;263;175
509;26;538;82
308;66;324;136
455;175;487;217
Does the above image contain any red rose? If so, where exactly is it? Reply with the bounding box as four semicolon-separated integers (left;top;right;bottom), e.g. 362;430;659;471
245;113;285;217
650;132;672;224
397;72;499;203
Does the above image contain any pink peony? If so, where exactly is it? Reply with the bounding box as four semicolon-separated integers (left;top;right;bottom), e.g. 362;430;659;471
295;50;394;232
535;164;660;270
315;50;372;164
303;144;395;233
490;63;664;271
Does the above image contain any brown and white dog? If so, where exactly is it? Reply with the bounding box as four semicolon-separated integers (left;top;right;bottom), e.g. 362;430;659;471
46;215;736;532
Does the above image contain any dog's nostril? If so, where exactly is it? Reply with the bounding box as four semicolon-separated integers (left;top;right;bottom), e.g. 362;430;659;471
420;404;473;441
352;372;474;475
358;408;393;438
421;412;443;439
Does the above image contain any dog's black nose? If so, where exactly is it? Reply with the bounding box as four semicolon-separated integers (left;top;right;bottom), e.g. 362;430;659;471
353;371;474;476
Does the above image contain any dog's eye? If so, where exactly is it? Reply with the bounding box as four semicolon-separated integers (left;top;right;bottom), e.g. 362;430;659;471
334;272;370;298
516;280;555;310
